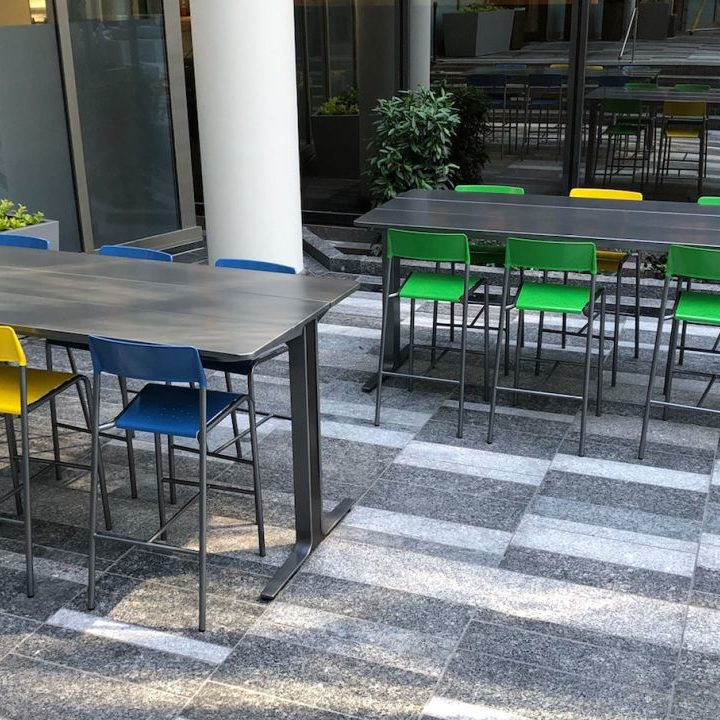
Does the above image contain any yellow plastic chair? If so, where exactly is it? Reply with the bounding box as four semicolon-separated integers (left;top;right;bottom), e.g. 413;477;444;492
569;189;643;385
0;326;110;598
656;100;708;194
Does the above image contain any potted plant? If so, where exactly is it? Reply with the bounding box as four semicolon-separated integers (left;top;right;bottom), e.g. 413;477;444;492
367;87;460;206
637;0;671;40
310;87;360;179
443;2;516;57
0;199;58;249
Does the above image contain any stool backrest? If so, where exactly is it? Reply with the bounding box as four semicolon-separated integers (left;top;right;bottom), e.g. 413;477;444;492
663;101;707;119
89;337;206;387
600;98;644;115
99;245;173;262
667;245;720;283
570;188;643;201
0;235;49;250
215;258;296;274
505;237;597;274
0;326;26;365
387;228;470;264
455;184;525;194
698;196;720;205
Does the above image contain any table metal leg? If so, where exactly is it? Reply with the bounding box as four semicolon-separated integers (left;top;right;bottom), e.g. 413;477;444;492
261;321;353;601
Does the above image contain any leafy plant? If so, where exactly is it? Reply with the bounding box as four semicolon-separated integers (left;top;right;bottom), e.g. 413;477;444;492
0;199;44;232
318;87;359;116
642;253;667;278
447;85;490;184
367;87;460;205
462;2;501;12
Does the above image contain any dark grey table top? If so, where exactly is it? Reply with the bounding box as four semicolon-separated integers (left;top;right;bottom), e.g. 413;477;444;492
585;86;720;104
0;248;358;360
468;66;659;79
355;189;720;252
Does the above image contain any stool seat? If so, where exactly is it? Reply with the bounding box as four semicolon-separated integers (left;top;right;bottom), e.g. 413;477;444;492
516;282;591;315
400;272;481;303
0;367;76;415
116;384;243;439
675;291;720;326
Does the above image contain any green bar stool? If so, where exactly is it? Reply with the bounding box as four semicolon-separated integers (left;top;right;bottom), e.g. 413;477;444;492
674;83;711;92
487;237;606;456
698;196;720;205
640;244;720;458
375;229;488;438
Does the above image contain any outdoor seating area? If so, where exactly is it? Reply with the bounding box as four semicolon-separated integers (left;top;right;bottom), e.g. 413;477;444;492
1;189;720;717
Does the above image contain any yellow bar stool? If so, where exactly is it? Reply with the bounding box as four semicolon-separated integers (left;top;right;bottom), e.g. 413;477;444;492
0;326;111;597
568;189;643;386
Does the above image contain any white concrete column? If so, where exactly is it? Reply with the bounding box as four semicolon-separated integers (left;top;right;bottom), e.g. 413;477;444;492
190;0;304;271
408;0;433;89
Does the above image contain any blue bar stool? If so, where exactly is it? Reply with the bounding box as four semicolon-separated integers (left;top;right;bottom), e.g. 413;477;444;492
185;258;296;469
46;245;174;500
86;336;263;632
0;235;50;250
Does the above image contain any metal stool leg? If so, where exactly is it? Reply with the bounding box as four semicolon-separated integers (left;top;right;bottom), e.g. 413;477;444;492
431;301;439;369
488;269;511;444
374;261;392;428
513;310;524;408
663;318;680;422
198;393;208;633
4;416;22;517
225;372;244;460
483;282;491;401
247;373;265;557
597;291;606;416
408;299;416;392
612;268;622;387
561;272;569;348
679;279;691;366
154;434;167;542
458;289;469;439
639;280;671;458
118;377;138;500
19;371;33;597
579;282;597;457
634;253;641;359
45;343;63;482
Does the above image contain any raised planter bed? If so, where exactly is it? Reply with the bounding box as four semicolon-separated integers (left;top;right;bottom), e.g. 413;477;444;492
2;219;60;250
443;9;515;57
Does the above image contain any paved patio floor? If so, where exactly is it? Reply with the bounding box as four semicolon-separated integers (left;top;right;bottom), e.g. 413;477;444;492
1;288;719;719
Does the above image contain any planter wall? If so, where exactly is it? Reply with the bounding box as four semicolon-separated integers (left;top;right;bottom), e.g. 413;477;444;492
2;219;60;250
443;10;515;57
637;3;671;40
310;114;360;179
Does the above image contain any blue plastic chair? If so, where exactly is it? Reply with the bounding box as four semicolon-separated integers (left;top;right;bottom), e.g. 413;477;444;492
86;336;264;632
0;235;50;250
215;257;295;274
49;243;174;499
98;245;173;262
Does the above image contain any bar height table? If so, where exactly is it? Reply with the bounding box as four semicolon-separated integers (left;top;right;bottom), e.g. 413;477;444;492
356;189;720;377
0;247;358;601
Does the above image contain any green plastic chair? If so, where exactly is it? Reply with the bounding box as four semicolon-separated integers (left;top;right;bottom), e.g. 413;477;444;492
674;83;711;92
639;245;720;458
375;229;488;438
487;237;606;456
624;82;658;90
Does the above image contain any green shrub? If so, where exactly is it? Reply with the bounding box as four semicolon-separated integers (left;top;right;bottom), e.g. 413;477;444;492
367;87;460;206
0;199;44;232
318;87;359;116
448;85;489;184
462;2;501;12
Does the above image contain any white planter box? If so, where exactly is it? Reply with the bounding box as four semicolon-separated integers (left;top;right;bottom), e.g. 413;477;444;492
2;219;60;250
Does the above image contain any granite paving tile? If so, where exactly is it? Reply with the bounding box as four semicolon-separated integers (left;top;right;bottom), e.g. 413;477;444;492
278;571;474;639
180;682;355;720
0;611;40;661
213;633;435;720
0;653;186;719
501;546;692;602
435;648;671;720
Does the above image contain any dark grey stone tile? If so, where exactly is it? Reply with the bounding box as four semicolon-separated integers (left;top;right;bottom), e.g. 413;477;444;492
704;502;720;535
0;653;185;719
531;494;702;542
501;546;691;602
559;433;714;475
380;463;536;505
15;623;214;696
429;405;572;437
360;475;527;532
279;572;474;640
437;648;671;720
108;547;272;601
0;566;83;622
0;611;39;660
214;634;434;720
690;590;720;610
182;681;353;720
540;470;707;520
68;572;263;647
460;619;675;691
694;566;720;597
